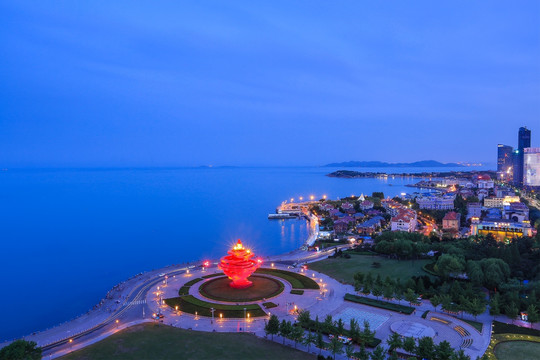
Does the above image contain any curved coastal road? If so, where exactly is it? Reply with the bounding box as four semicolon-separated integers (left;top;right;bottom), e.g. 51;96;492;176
41;266;189;358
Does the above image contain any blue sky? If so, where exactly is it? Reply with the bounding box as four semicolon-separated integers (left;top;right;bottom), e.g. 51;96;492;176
1;1;539;167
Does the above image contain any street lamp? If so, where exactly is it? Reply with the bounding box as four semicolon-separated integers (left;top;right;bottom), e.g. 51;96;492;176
211;308;215;324
244;307;247;332
116;319;119;328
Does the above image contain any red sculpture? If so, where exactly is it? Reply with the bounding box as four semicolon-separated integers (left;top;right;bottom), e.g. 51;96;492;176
219;239;262;288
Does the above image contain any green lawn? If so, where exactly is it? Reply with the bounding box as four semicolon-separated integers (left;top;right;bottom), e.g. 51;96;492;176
255;268;320;289
165;295;267;318
59;323;315;360
309;255;432;284
462;319;483;333
494;340;540;360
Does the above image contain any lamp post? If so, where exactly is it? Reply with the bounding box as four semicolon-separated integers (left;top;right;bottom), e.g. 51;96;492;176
211;307;215;324
115;319;119;328
244;307;247;332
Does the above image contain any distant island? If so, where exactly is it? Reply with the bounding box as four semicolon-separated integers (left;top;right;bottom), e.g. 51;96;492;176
327;169;496;179
323;160;464;168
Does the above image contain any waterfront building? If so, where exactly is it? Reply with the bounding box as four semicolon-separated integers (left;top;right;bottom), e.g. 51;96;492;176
497;144;514;182
467;202;482;219
416;194;455;210
524;147;540;187
390;209;417;232
470;217;534;240
442;211;460;231
513;126;531;186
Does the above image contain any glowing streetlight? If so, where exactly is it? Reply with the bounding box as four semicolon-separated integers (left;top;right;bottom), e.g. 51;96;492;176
116;319;119;328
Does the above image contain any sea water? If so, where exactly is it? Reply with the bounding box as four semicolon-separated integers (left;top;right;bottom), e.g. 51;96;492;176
0;165;490;340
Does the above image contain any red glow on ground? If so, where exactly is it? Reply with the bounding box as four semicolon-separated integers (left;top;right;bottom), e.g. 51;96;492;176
218;239;261;288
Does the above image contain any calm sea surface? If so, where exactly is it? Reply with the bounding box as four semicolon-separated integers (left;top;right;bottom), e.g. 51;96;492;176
0;166;490;340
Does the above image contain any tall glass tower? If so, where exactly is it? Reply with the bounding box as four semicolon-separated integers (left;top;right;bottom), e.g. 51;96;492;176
514;127;531;186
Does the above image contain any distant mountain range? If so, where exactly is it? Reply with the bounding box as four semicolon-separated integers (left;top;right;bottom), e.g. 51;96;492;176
323;160;464;168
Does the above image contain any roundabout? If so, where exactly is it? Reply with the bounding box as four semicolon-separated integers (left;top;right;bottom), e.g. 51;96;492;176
199;275;284;303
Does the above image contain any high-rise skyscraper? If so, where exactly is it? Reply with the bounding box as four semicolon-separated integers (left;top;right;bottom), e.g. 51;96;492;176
497;144;513;181
514;127;531;186
524;148;540;187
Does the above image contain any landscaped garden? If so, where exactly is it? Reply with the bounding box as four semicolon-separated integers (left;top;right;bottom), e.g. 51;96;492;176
483;321;540;360
344;293;415;314
255;268;320;289
309;254;432;284
199;275;284;302
59;323;315;360
165;295;267;318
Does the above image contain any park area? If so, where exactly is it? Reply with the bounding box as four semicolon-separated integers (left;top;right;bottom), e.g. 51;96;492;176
494;340;540;360
309;253;432;284
59;324;315;360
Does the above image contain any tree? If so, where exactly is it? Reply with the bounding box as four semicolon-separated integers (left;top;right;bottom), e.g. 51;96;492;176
316;331;325;355
343;343;354;359
279;319;292;344
402;336;416;354
359;320;375;345
349;318;360;340
434;254;465;278
430;295;441;312
383;284;395;300
298;310;311;327
356;343;369;360
450;349;470;360
302;330;317;353
467;297;486;320
480;258;511;290
336;318;345;335
395;291;404;305
323;314;335;334
489;294;501;315
505;302;519;324
404;288;418;305
435;340;453;360
416;336;435;360
291;324;305;348
265;314;280;340
370;345;386;360
527;304;539;327
0;340;42;360
387;332;402;353
329;335;344;360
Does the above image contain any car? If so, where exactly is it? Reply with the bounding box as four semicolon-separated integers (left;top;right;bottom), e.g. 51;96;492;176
159;273;165;277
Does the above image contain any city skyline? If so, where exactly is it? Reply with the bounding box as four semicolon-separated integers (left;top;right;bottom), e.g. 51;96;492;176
1;2;539;167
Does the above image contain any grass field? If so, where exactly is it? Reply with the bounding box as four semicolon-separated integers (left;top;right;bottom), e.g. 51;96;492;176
309;255;432;284
494;340;540;360
255;268;319;289
462;319;483;333
59;323;315;360
165;295;267;318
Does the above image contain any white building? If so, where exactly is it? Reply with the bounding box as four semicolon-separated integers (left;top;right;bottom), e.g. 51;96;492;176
391;209;417;232
416;194;455;210
524;148;540;187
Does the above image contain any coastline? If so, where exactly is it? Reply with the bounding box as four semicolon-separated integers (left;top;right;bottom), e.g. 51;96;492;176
0;215;318;351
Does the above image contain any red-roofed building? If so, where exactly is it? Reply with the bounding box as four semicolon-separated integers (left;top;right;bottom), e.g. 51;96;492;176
390;209;417;232
442;211;461;231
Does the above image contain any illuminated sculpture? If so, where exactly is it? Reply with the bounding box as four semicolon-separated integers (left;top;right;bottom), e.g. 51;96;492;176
219;239;262;288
